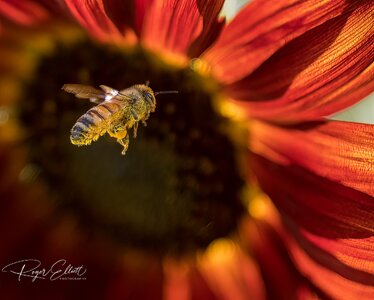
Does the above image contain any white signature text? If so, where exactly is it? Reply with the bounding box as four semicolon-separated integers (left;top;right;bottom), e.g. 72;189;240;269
2;259;87;282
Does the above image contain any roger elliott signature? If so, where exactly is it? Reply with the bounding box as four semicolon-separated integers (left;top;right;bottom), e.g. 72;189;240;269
2;259;87;282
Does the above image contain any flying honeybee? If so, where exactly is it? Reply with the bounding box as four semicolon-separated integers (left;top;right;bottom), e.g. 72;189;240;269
62;83;177;155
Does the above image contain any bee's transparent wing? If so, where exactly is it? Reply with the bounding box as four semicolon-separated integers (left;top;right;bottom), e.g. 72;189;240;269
62;84;106;104
99;85;124;101
100;85;136;103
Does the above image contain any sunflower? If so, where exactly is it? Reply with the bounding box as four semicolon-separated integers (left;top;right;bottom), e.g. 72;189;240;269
0;0;373;299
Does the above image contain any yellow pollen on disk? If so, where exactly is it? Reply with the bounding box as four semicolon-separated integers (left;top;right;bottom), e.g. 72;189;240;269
189;58;212;77
248;193;272;220
216;99;247;122
202;238;236;265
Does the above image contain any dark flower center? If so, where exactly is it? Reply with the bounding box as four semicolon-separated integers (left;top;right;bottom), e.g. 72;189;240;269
19;39;246;254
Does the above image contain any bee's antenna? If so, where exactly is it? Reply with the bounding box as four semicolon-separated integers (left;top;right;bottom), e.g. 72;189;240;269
155;90;179;95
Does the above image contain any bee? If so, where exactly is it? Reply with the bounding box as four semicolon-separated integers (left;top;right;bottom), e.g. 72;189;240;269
62;83;177;155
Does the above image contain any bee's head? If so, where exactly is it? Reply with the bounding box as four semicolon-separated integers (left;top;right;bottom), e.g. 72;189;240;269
140;85;156;109
137;84;178;111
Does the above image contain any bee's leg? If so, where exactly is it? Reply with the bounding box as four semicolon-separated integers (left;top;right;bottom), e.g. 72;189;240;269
118;134;129;155
133;121;139;138
142;120;147;127
131;110;139;121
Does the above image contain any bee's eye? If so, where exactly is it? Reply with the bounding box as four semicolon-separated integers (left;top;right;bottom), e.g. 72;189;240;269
144;92;154;104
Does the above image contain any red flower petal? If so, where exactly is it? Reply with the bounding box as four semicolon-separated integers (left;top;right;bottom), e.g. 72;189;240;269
284;219;374;300
164;260;220;300
297;228;374;280
197;239;266;300
251;120;374;197
96;0;154;37
242;217;319;299
135;0;155;34
189;269;218;300
250;152;374;299
64;0;127;42
39;0;72;17
226;1;373;121
163;260;192;300
0;0;49;25
141;0;224;58
96;0;135;34
203;0;351;84
106;255;164;300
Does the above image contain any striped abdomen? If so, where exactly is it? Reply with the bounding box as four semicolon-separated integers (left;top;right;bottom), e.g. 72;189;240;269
70;102;121;145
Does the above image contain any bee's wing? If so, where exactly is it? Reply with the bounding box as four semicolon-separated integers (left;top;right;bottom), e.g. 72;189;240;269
99;85;119;96
100;85;136;104
62;84;106;104
99;85;133;102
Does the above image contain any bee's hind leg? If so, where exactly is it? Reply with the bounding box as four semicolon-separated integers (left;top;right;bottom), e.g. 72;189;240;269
130;110;140;138
133;121;139;138
117;134;130;155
